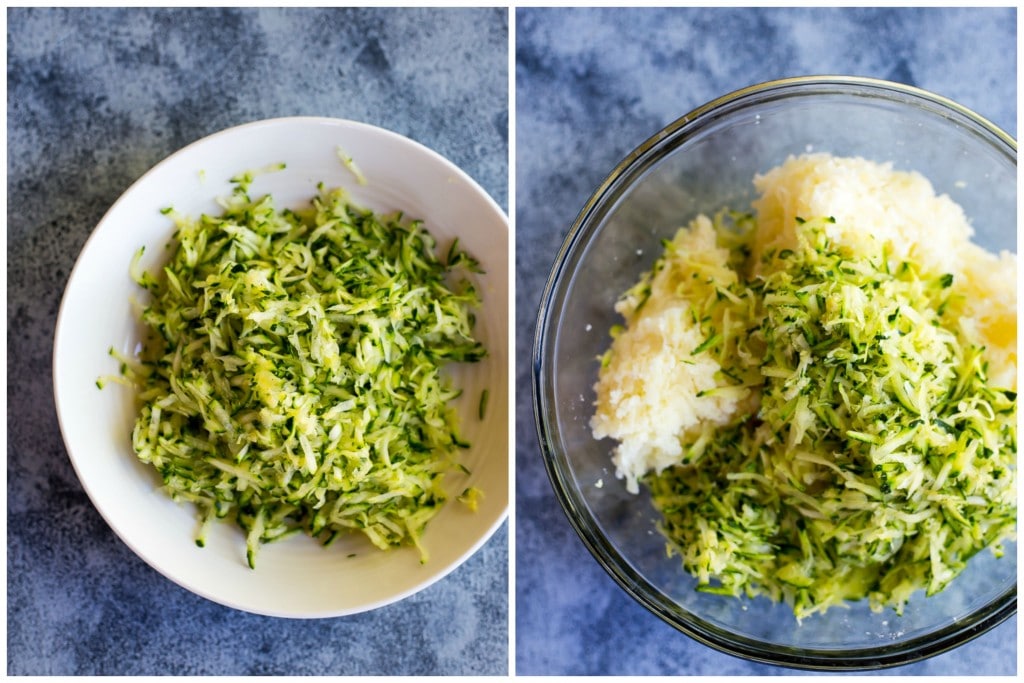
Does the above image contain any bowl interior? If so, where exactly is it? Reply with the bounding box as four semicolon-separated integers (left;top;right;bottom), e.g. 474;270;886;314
536;79;1016;667
54;117;509;618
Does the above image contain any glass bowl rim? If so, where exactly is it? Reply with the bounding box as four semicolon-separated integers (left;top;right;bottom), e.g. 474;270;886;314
531;75;1018;670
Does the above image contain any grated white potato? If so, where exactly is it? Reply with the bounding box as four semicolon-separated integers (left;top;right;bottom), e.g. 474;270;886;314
591;216;758;493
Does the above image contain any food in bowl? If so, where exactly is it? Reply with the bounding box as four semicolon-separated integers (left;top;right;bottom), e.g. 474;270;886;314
591;152;1017;620
103;160;487;568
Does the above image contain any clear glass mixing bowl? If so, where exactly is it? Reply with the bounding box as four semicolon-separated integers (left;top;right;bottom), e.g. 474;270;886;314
532;76;1016;669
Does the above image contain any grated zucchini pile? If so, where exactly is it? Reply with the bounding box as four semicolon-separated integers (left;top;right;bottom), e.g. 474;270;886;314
617;215;1016;619
114;170;485;568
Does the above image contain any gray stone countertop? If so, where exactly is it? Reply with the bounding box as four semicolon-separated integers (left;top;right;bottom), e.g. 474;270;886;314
514;6;1016;676
8;7;508;676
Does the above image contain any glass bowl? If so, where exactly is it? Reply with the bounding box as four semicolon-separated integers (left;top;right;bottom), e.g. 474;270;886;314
532;76;1016;669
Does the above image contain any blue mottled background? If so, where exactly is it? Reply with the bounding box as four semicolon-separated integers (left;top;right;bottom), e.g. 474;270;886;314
8;7;508;676
515;6;1016;676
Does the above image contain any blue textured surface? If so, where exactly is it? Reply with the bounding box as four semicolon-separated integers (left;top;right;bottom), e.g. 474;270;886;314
8;7;508;676
515;6;1016;676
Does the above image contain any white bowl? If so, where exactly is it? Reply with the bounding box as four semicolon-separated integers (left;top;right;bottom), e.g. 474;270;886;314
53;117;509;618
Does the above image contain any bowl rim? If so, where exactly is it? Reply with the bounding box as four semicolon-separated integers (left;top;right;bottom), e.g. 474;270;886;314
532;75;1017;670
53;115;510;618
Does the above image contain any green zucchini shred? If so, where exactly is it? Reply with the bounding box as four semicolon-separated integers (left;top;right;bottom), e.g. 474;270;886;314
124;174;486;568
478;388;490;421
640;216;1016;620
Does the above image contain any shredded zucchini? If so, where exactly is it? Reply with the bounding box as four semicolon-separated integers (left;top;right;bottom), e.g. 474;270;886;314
116;170;485;568
630;216;1015;619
